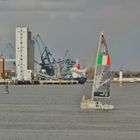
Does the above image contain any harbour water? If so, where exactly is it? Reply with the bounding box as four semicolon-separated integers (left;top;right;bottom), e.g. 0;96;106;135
0;83;140;140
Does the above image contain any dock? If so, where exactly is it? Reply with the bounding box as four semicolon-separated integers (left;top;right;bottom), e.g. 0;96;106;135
0;79;79;85
39;80;78;84
112;78;140;83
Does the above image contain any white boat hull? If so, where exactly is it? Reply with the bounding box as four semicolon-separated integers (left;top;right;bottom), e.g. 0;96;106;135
80;99;114;110
102;104;114;110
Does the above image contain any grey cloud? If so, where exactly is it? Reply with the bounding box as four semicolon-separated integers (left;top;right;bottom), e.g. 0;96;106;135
0;0;77;11
0;0;41;11
0;0;140;70
0;0;88;21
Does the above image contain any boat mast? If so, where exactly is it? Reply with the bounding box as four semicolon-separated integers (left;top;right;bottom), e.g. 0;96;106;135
91;32;103;100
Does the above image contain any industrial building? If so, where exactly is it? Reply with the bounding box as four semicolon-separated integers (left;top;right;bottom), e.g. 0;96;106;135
0;58;4;79
16;27;34;81
0;27;86;84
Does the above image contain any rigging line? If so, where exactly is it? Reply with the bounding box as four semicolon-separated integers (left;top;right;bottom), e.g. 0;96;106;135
94;78;110;92
91;33;102;100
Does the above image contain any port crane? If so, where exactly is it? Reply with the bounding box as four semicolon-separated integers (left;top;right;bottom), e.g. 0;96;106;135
57;49;76;76
0;43;16;65
34;34;59;77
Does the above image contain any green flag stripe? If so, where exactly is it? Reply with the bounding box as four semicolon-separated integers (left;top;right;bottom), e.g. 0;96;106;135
97;55;102;64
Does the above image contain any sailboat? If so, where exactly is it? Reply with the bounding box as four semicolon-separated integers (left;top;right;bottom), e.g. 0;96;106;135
80;32;114;110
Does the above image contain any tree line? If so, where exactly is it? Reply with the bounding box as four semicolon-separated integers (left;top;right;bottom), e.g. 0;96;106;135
86;68;140;79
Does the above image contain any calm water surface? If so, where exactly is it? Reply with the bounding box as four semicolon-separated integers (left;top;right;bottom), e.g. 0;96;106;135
0;83;140;140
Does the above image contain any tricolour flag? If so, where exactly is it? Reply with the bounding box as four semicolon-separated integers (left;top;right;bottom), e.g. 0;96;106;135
97;55;110;65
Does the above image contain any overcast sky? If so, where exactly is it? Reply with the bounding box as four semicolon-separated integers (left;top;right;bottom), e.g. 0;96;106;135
0;0;140;71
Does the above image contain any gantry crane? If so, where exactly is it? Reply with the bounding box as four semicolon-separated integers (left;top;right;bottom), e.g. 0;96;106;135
0;43;16;65
34;34;59;77
57;49;76;76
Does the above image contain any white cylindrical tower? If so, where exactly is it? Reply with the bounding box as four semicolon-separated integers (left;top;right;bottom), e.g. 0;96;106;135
119;70;123;84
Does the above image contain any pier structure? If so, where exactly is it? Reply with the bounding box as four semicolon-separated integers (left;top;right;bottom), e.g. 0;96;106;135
0;79;78;85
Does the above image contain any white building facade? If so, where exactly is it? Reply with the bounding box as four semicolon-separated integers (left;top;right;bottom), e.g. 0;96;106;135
16;27;34;81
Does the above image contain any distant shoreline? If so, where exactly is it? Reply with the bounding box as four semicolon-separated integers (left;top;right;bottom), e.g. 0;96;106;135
87;77;140;83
